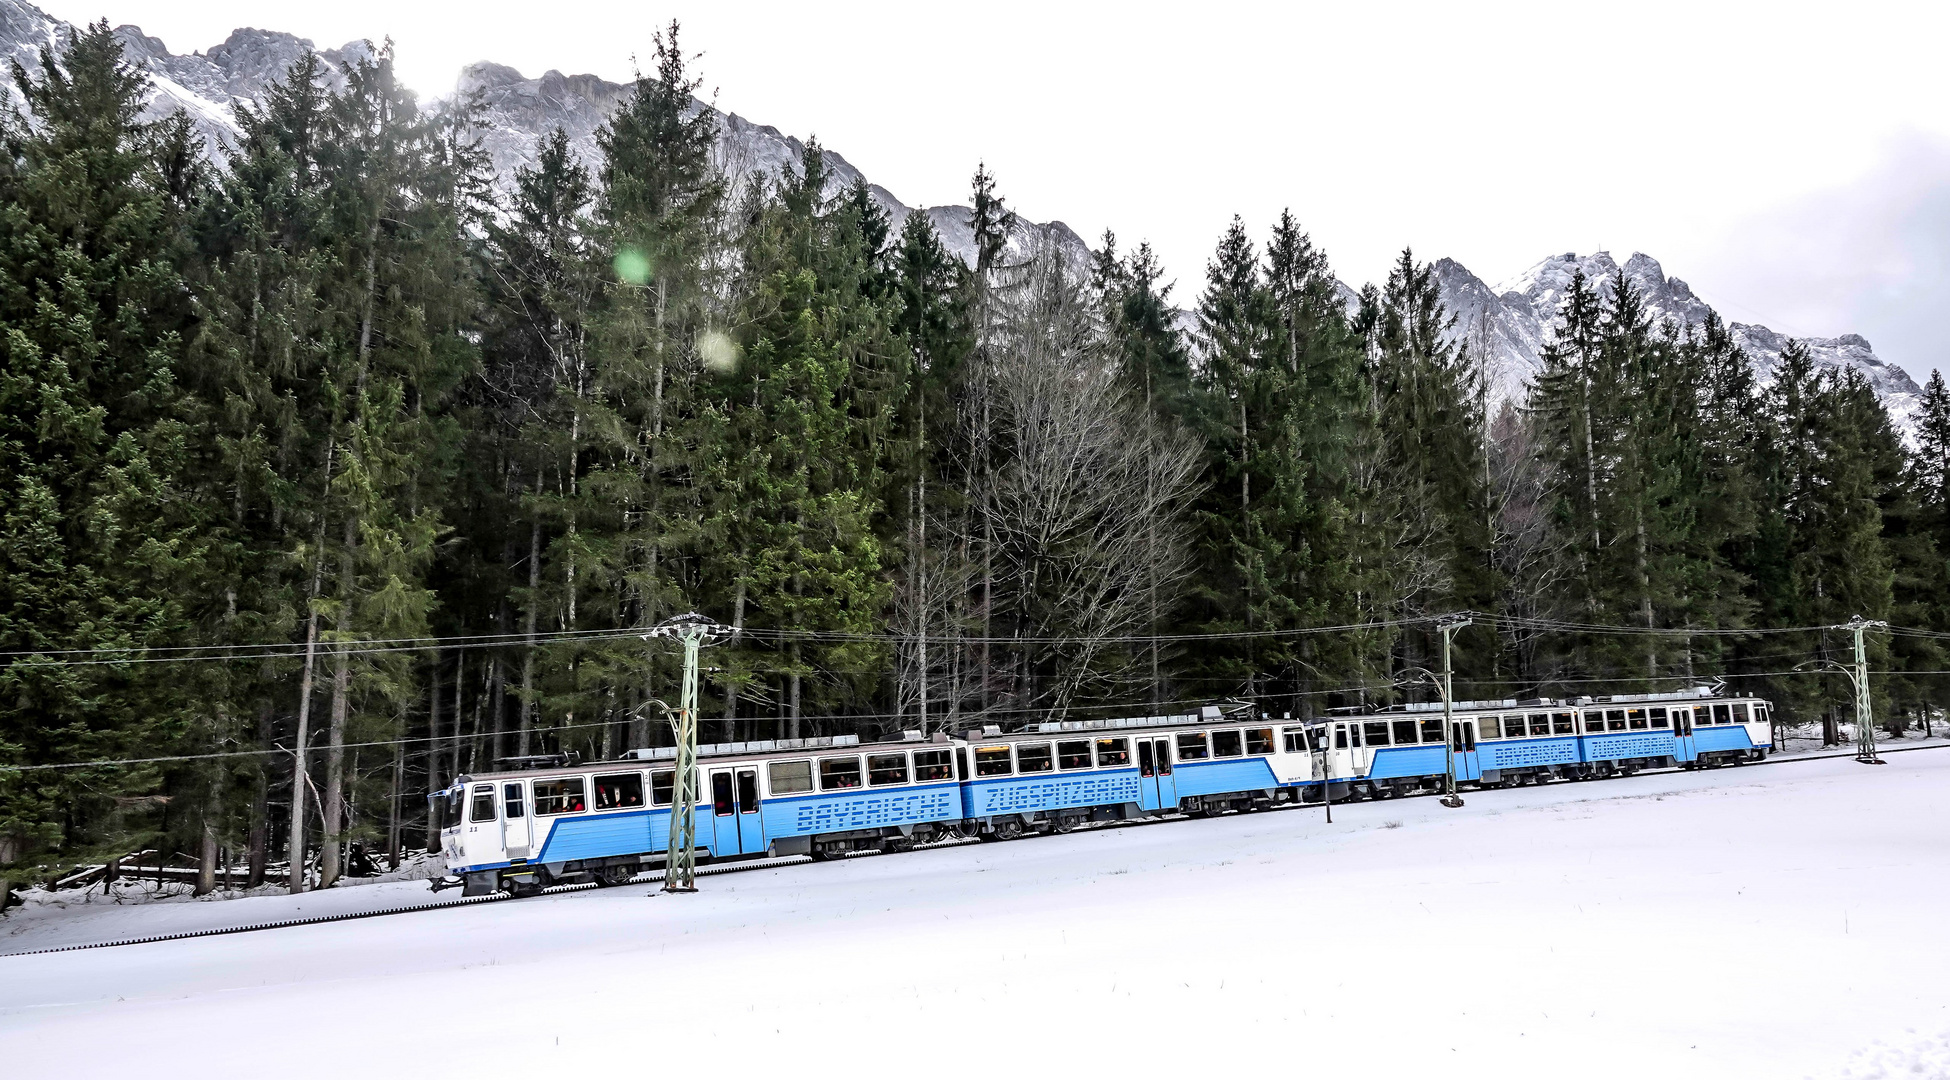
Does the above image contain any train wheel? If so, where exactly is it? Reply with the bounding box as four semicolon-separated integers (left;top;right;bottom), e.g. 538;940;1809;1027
1051;815;1077;834
993;819;1024;841
595;865;635;887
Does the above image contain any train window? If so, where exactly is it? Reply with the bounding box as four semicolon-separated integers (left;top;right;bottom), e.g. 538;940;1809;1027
1650;708;1669;728
767;761;812;796
1212;730;1243;758
1713;704;1731;724
1419;718;1442;744
1057;740;1093;769
1244;727;1275;755
819;755;863;790
1334;725;1349;750
1552;713;1574;735
1628;709;1648;731
1606;709;1627;732
1500;715;1521;737
594;773;644;810
1017;743;1055;773
469;785;497;823
446;788;467;827
913;749;954;782
1306;727;1325;752
533;778;586;816
1283;727;1306;753
958;748;970;780
647;764;678;799
1361;722;1390;747
1731;703;1750;723
712;772;735;816
1695;706;1712;726
1753;703;1769;725
1479;715;1501;739
1176;732;1210;760
868;753;910;786
975;745;1015;777
503;783;526;819
1393;720;1419;745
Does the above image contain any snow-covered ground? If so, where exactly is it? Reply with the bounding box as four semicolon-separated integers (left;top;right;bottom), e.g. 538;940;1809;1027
2;750;1946;1079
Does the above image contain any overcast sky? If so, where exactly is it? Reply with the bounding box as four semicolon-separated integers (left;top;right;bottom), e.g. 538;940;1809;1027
40;0;1950;381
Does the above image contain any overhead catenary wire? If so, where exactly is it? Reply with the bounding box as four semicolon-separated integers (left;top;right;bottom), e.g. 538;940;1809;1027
0;611;1926;669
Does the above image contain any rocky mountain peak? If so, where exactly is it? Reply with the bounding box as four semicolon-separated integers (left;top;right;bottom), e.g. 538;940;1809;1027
0;0;1914;432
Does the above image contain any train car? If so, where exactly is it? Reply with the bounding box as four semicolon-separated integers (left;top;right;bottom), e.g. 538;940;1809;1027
1302;687;1776;797
439;731;967;896
954;705;1319;836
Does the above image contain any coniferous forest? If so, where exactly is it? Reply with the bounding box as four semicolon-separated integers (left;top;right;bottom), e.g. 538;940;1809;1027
5;24;1950;895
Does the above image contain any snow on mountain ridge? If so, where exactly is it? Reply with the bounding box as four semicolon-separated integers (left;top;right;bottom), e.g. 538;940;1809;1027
1443;250;1923;436
0;0;1913;432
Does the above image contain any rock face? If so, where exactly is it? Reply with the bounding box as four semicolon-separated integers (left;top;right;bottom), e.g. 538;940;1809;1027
0;0;1915;431
1435;251;1922;433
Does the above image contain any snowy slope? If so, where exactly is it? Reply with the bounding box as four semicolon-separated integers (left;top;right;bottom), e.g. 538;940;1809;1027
3;751;1947;1079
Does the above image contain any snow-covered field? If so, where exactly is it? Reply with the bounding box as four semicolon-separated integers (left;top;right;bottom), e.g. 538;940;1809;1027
2;750;1946;1079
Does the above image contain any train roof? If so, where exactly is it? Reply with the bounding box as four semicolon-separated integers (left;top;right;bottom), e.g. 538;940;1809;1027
454;731;953;785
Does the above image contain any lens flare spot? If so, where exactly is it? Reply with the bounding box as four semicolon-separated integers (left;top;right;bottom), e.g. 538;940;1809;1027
699;329;740;374
613;248;651;285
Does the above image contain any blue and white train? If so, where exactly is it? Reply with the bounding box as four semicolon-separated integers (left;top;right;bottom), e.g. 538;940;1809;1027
438;687;1774;896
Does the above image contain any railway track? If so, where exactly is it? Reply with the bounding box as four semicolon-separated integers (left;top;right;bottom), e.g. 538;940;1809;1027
5;739;1942;960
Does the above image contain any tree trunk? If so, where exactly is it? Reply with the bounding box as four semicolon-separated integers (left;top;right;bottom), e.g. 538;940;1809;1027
426;652;444;853
519;470;543;757
247;697;272;888
319;515;357;890
287;489;330;894
387;735;404;871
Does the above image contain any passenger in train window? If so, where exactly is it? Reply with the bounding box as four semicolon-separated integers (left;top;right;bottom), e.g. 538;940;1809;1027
1628;709;1648;731
1244;728;1276;755
1211;730;1243;757
868;753;911;786
767;760;812;795
1095;738;1131;767
1361;722;1390;747
1419;718;1442;744
1393;720;1419;745
1479;715;1501;739
1176;732;1210;760
534;778;587;815
1607;710;1627;731
651;769;676;805
913;750;954;782
1732;703;1749;723
595;773;645;809
1552;713;1574;734
819;755;864;790
1057;740;1093;769
1714;704;1732;724
975;745;1015;777
1695;706;1712;726
1017;743;1055;773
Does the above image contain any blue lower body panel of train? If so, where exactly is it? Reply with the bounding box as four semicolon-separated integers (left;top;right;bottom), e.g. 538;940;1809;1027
961;768;1142;819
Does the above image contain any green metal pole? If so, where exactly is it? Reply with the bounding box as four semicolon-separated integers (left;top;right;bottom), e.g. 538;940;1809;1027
1851;617;1886;765
1439;615;1470;808
664;626;705;892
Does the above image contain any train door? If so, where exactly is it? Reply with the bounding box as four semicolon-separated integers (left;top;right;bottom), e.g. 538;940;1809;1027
500;781;530;859
1137;737;1177;811
1673;705;1698;763
708;767;769;856
1451;719;1480;782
